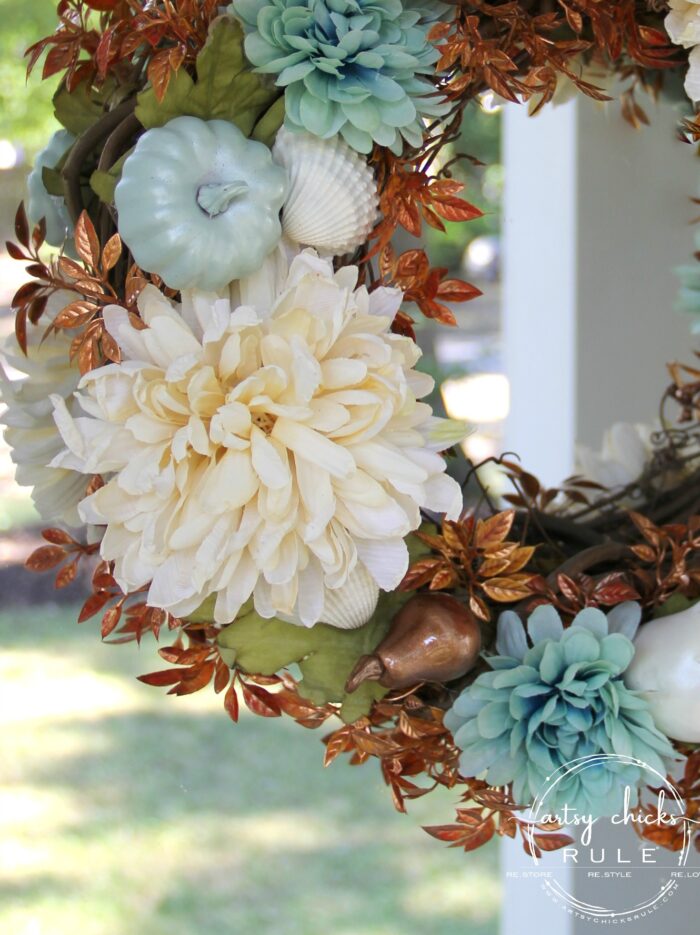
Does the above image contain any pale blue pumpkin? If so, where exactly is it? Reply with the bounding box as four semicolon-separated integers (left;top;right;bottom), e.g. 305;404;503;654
26;129;76;247
115;116;288;291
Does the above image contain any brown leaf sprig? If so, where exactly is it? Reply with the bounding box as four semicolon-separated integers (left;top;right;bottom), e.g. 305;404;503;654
26;0;221;100
425;779;574;857
379;245;481;326
400;510;538;621
628;512;700;607
8;204;158;374
324;694;459;812
25;527;99;589
635;749;700;853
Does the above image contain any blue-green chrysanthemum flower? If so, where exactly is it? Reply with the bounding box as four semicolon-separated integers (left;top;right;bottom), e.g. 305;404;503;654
444;603;679;819
233;0;450;154
675;257;700;335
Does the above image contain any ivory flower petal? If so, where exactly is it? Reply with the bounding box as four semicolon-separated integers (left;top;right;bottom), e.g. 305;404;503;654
51;250;464;626
665;1;700;101
0;294;87;526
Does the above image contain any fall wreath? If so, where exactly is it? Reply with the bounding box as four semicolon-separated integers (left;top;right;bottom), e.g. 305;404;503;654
4;0;700;858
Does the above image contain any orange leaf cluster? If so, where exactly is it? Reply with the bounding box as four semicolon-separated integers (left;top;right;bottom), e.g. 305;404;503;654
139;629;337;726
635;749;700;853
501;456;606;514
523;569;641;620
628;512;700;607
27;0;220;98
8;205;157;374
400;510;538;621
380;245;481;327
371;153;484;251
425;779;574;856
432;0;679;109
25;527;98;589
324;695;459;813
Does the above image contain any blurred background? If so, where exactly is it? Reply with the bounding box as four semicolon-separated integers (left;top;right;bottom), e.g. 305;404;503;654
0;3;504;932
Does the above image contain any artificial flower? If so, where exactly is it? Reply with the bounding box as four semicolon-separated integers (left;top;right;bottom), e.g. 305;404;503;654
665;0;700;101
234;0;450;154
0;295;87;526
444;603;678;818
50;249;463;626
576;421;654;490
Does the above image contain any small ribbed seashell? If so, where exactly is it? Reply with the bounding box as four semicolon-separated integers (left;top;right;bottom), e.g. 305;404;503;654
321;564;379;630
272;127;379;257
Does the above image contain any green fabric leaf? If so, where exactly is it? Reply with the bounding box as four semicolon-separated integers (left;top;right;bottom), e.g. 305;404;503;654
41;166;64;197
53;78;116;136
251;96;286;146
217;589;409;724
652;594;699;619
136;16;278;133
89;151;131;205
187;530;433;723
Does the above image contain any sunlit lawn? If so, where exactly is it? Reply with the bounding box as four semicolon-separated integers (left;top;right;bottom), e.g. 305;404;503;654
0;604;500;935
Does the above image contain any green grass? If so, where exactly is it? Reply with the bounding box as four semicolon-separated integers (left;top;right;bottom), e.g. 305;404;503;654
0;605;500;935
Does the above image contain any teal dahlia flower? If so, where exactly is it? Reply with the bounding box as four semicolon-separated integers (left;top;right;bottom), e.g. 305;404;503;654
233;0;449;153
444;604;679;819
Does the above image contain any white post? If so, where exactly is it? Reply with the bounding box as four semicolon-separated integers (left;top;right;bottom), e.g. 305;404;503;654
503;94;695;483
500;93;699;935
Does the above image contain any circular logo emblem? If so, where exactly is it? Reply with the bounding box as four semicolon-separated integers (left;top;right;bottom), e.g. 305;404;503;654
521;754;693;922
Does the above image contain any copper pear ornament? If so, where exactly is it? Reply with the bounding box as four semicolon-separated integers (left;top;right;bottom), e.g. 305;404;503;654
345;593;481;693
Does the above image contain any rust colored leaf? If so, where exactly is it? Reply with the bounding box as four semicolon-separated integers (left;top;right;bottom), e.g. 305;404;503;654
214;659;230;694
224;680;240;722
6;241;28;261
399;557;444;591
42;528;76;546
55;556;80;588
629;511;662;548
630;543;657;563
12;281;43;308
593;577;640;606
25;545;66;572
74;212;101;269
14;306;28;355
429;565;460;591
78;591;113;622
475;510;515;550
138;668;187;687
241;680;282;717
481;575;536;602
101;233;122;272
557;574;581;603
101;605;123;638
533;832;575;851
14;202;29;249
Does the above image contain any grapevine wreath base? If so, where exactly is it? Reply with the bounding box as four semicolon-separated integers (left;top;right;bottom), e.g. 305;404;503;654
3;0;700;858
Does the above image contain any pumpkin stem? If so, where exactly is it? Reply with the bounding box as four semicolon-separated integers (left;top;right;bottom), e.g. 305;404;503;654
197;181;249;218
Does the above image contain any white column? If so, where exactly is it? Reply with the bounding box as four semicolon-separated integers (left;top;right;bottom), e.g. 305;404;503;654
503;94;695;485
500;93;699;935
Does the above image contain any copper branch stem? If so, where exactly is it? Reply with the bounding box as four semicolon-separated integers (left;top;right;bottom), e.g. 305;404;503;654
62;98;138;225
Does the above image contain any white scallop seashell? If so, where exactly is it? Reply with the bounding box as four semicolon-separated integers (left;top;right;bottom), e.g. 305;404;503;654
273;127;379;256
320;564;380;630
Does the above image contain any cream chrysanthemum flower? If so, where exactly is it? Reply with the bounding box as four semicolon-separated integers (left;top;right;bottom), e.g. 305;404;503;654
51;250;463;626
0;294;87;526
665;0;700;100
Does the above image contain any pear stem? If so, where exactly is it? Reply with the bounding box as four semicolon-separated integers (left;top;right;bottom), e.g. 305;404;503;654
345;654;385;694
